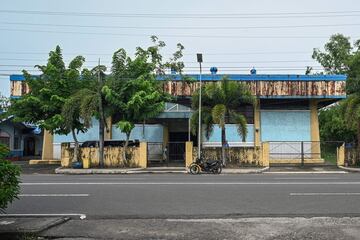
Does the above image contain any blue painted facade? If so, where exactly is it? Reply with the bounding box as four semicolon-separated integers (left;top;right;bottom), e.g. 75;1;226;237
112;124;163;142
203;124;254;143
260;111;311;141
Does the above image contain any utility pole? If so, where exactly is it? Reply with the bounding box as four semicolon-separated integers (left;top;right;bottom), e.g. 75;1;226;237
197;53;203;159
98;58;105;168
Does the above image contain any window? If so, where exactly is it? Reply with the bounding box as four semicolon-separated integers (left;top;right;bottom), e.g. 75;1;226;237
0;137;10;148
14;136;19;149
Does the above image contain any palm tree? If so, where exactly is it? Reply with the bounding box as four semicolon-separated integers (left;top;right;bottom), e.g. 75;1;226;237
191;76;255;166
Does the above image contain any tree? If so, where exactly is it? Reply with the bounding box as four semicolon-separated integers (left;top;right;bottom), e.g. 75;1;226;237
0;144;20;212
313;34;360;162
104;36;175;162
8;46;86;162
63;65;110;167
312;34;353;74
319;104;356;142
190;76;255;165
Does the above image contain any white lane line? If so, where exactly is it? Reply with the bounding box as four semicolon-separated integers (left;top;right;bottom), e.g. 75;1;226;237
265;171;347;174
19;194;89;197
290;193;360;196
0;213;86;219
20;182;360;185
274;177;340;180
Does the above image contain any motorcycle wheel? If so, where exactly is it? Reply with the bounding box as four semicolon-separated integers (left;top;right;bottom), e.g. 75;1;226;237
212;165;222;174
189;164;201;174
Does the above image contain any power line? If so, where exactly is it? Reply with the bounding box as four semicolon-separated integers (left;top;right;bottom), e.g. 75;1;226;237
0;9;360;18
1;21;359;30
0;58;316;64
0;28;347;39
0;51;311;56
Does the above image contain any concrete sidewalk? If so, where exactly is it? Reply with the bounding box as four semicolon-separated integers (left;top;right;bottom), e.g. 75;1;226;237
40;217;360;240
55;166;270;174
0;217;68;238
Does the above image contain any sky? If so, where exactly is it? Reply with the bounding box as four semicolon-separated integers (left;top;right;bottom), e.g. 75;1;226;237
0;0;359;96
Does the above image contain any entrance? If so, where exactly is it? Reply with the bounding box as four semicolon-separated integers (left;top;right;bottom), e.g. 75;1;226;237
24;137;35;156
168;132;187;165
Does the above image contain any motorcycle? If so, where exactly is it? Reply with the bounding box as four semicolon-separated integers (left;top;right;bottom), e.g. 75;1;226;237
188;155;222;174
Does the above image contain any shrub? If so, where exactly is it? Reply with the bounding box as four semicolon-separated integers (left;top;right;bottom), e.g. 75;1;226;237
0;144;21;212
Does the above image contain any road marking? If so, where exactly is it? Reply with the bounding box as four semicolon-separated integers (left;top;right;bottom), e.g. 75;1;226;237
274;177;340;180
19;194;89;197
265;171;347;174
0;213;86;220
20;182;360;185
290;193;360;196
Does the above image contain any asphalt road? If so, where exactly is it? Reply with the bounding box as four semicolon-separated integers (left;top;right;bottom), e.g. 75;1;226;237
5;173;360;219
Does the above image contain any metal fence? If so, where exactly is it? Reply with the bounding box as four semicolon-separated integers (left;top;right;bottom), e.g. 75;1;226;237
269;141;343;166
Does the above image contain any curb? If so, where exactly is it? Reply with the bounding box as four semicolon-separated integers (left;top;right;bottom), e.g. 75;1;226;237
0;217;69;235
338;166;360;172
55;166;270;174
55;167;143;174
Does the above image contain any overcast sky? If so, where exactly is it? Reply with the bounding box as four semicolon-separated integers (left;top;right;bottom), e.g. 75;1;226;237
0;0;359;96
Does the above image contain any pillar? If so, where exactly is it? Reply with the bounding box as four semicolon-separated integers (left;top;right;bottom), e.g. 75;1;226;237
254;99;261;147
261;142;270;167
42;130;53;160
105;117;112;140
163;124;169;146
138;142;147;168
337;143;345;166
185;141;193;167
310;100;321;159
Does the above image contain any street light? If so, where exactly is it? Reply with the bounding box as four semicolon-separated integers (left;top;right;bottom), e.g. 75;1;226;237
197;53;203;159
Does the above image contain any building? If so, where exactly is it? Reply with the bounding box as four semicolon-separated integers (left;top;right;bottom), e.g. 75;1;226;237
10;72;346;166
0;115;43;160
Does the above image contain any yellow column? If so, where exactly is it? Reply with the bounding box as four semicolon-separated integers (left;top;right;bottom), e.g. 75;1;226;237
310;100;321;160
42;130;53;160
138;142;148;168
185;141;193;167
254;99;261;147
337;143;345;166
261;142;270;167
105;117;112;140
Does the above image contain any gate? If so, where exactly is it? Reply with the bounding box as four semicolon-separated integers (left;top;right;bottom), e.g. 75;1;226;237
147;142;164;166
268;141;343;167
168;142;185;164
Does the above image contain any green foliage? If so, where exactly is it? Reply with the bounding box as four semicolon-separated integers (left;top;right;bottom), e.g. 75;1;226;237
312;34;353;74
191;76;255;141
8;46;86;135
319;103;356;142
0;144;21;211
0;93;9;114
117;121;135;136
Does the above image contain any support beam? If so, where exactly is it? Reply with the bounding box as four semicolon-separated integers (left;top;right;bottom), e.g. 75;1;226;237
254;99;261;147
310;100;321;159
41;130;53;160
105;117;112;140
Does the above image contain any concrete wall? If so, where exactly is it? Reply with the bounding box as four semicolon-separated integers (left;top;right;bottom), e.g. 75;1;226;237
61;144;141;168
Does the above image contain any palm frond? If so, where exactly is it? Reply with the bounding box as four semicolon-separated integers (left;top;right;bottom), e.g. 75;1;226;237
230;111;248;142
211;104;226;128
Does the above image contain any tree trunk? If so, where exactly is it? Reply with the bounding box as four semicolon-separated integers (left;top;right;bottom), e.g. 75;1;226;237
221;126;226;166
71;129;79;163
123;134;130;166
